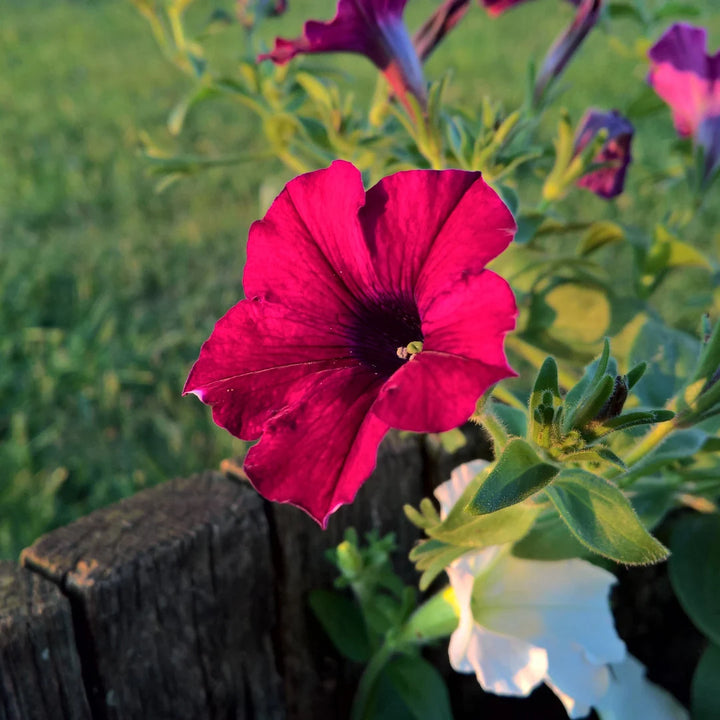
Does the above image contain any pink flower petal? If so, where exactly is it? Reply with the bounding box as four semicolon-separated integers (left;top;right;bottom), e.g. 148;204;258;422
359;170;516;305
244;366;390;526
372;350;513;432
648;24;720;137
421;269;517;368
184;300;358;438
244;161;374;318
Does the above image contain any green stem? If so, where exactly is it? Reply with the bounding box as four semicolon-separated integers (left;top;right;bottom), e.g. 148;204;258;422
605;416;677;483
350;643;395;720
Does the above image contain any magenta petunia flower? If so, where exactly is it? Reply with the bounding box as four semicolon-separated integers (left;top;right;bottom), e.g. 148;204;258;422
648;24;720;181
184;161;517;526
574;109;634;199
648;24;720;138
258;0;426;107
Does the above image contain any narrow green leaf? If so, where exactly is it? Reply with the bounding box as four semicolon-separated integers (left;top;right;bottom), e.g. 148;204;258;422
654;2;701;21
308;590;371;663
565;374;615;432
579;221;625;256
546;469;669;564
626;361;647;389
593;409;675;438
561;446;626;469
669;513;720;645
564;339;611;418
468;438;559;514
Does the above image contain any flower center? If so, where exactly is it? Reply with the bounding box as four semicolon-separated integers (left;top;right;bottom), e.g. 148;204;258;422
348;297;423;378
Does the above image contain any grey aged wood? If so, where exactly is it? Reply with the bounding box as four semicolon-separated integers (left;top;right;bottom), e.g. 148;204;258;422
6;426;493;720
0;561;91;720
263;430;427;720
21;472;283;720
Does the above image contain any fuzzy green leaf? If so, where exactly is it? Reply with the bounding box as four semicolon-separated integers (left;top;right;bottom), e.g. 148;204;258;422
546;469;669;564
467;438;559;514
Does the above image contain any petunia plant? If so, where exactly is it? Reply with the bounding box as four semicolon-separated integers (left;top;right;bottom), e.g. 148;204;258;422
126;0;720;717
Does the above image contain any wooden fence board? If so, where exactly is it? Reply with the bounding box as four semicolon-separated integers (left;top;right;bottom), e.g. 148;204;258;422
0;561;91;720
22;471;284;720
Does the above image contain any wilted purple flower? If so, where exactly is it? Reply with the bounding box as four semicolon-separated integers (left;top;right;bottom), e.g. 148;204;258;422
414;0;471;63
480;0;581;16
258;0;426;108
574;109;634;199
533;0;602;105
698;115;720;181
648;24;720;182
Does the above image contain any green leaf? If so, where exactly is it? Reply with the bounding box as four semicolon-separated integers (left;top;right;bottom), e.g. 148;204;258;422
579;221;625;256
512;512;588;560
546;469;669;564
654;2;701;21
565;374;615;432
491;402;527;438
427;502;539;550
669;513;720;645
561;446;626;469
383;655;454;720
308;589;371;663
564;338;611;418
467;439;559;514
607;2;645;23
593;409;675;438
626;361;647;389
410;540;466;591
692;643;720;720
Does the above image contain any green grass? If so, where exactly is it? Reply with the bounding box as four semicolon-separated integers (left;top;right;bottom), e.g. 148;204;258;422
1;0;719;558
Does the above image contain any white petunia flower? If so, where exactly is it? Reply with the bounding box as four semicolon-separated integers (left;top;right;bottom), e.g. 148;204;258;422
595;654;689;720
437;460;627;719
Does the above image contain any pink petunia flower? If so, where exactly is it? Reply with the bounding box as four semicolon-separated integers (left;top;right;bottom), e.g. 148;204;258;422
648;24;720;138
648;23;720;181
574;109;634;199
258;0;426;108
184;161;517;526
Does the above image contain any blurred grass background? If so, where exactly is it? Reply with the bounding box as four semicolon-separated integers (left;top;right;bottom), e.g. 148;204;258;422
1;0;718;558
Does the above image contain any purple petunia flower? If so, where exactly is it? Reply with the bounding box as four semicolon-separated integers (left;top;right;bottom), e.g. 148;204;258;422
574;109;634;199
184;161;517;526
648;23;720;181
258;0;426;108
